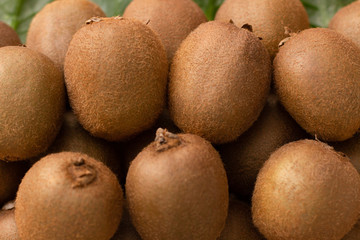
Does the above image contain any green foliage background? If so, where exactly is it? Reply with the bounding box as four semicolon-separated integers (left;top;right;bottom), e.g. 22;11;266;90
0;0;357;42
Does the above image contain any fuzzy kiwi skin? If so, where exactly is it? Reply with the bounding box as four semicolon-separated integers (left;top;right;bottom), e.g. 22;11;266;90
0;203;18;240
215;0;309;59
26;0;105;70
343;219;360;240
169;21;271;144
111;201;141;240
329;1;360;49
126;129;229;240
123;0;207;63
15;152;123;240
0;46;65;161
0;22;21;48
332;133;360;174
252;139;360;240
274;28;360;142
65;17;168;142
217;94;307;200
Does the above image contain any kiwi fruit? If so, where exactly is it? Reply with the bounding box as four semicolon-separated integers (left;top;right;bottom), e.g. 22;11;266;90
169;21;271;144
126;128;229;240
252;139;360;240
64;17;168;142
26;0;105;70
332;133;360;174
217;94;307;200
123;0;207;63
15;152;123;240
274;28;360;142
218;196;264;240
329;1;360;49
111;201;141;240
215;0;309;58
0;21;21;48
0;46;65;161
0;201;18;240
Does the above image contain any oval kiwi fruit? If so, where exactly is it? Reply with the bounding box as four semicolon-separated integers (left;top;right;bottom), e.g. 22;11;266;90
64;17;168;141
252;139;360;240
217;94;307;200
126;128;229;240
26;0;105;70
0;201;18;240
15;152;123;240
0;21;21;48
0;46;65;161
123;0;207;63
215;0;309;58
274;28;360;142
329;1;360;49
169;21;271;144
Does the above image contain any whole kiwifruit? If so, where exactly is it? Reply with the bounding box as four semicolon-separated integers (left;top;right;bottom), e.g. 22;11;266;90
332;133;360;174
0;22;21;48
169;21;271;144
0;201;18;240
64;17;168;142
215;0;309;59
126;128;229;240
0;46;65;161
26;0;105;70
252;139;360;240
218;196;264;240
15;152;123;240
329;1;360;49
217;94;307;200
274;28;360;142
123;0;207;63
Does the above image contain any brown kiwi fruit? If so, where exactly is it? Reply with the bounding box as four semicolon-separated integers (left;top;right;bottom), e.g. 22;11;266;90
26;0;105;70
215;0;309;59
64;17;168;142
111;201;141;240
218;196;264;240
169;21;271;144
0;201;19;240
0;46;65;161
0;21;21;48
332;133;360;174
329;1;360;49
217;94;307;200
15;152;123;240
274;28;360;142
126;128;229;240
252;139;360;240
123;0;207;63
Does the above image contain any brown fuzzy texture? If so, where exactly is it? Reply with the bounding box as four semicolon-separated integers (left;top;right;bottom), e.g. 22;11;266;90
123;0;207;63
252;139;360;240
217;94;307;199
64;17;168;142
274;28;360;142
126;131;229;240
0;208;19;240
332;133;360;174
26;0;105;71
343;219;360;240
111;202;142;240
329;1;360;49
0;161;28;206
219;196;264;240
0;46;65;161
169;21;271;144
215;0;309;59
0;22;21;48
15;152;123;240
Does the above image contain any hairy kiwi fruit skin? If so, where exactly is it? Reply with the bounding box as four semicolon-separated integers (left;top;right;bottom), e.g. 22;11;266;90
169;21;271;144
274;28;360;142
65;17;168;141
343;219;360;240
217;94;307;200
111;202;141;240
252;139;360;240
126;129;229;240
0;22;21;48
332;133;360;174
329;1;360;49
123;0;207;63
26;0;105;70
0;46;65;161
15;152;123;240
215;0;309;59
0;204;18;240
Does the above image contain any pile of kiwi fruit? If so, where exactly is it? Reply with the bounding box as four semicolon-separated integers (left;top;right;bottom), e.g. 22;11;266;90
1;0;360;239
